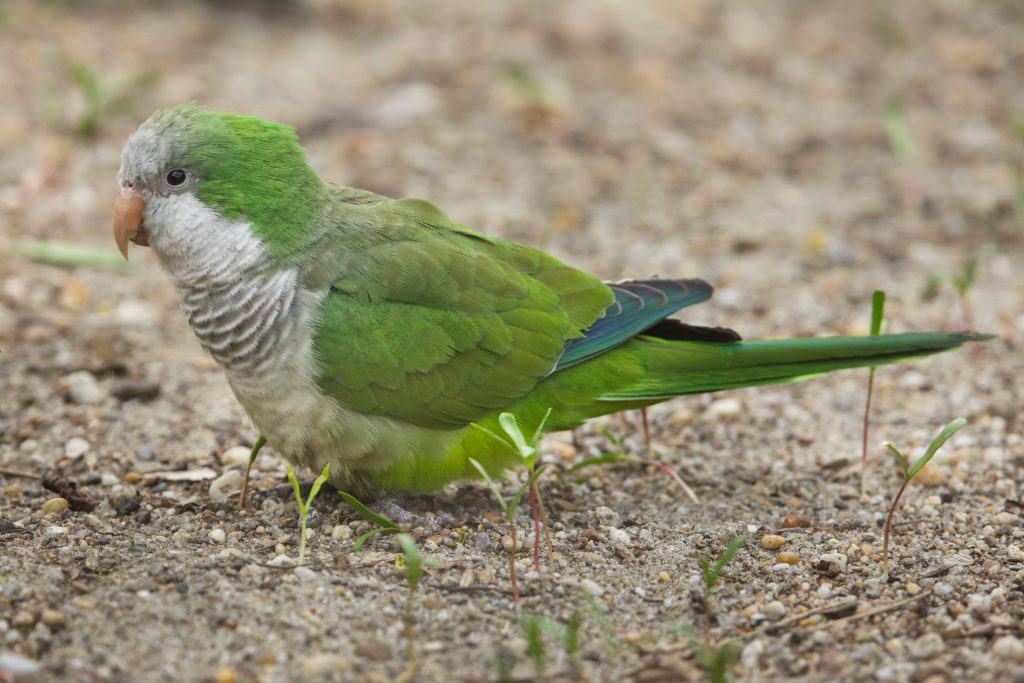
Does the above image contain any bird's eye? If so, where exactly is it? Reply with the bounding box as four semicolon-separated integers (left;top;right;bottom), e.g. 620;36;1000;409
166;169;187;186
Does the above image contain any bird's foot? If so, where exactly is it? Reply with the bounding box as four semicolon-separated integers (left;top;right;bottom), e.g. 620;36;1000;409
370;492;417;526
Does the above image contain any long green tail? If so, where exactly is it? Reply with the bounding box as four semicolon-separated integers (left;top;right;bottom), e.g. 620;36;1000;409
602;331;989;401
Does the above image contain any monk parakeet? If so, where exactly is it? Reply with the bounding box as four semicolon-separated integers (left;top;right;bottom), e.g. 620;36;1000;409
113;104;986;503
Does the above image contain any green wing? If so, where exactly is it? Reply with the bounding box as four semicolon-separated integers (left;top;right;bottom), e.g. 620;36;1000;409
311;195;613;429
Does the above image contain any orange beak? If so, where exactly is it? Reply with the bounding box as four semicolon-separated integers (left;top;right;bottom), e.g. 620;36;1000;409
113;188;148;259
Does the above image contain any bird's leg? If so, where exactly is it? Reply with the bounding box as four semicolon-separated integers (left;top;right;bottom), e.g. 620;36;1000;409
639;407;652;458
238;434;267;509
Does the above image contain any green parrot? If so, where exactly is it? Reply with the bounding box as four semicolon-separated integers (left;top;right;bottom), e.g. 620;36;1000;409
113;104;986;505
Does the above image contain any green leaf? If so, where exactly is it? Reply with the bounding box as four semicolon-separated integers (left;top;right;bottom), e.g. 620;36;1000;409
395;533;425;590
338;491;400;531
499;412;535;460
952;254;979;297
353;527;398;552
882;96;916;161
12;240;130;271
921;274;943;301
521;613;546;673
530;408;553;446
870;290;886;336
703;533;748;589
286;465;304;513
469;458;508;513
1013;115;1024;140
885;442;909;479
907;418;967;480
597;426;624;451
508;464;547;514
564;452;632;474
305;464;330;508
697;557;713;588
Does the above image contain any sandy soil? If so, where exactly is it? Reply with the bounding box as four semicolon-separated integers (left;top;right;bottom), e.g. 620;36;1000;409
1;1;1023;681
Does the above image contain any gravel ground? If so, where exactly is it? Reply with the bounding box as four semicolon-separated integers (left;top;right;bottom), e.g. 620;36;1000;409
1;1;1023;681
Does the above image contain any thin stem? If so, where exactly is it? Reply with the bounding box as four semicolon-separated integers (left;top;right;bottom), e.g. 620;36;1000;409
534;481;553;563
0;468;37;480
298;508;308;565
508;517;520;602
860;367;876;495
640;407;652;458
238;434;267;508
401;592;417;681
528;483;541;573
883;478;909;578
702;585;711;648
644;460;700;504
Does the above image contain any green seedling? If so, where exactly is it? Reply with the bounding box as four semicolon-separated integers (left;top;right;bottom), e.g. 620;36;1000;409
66;59;157;138
286;463;330;565
882;418;967;577
521;613;546;678
566;426;699;503
338;491;401;551
882;96;916;162
697;533;749;646
678;625;743;683
860;290;886;494
474;409;554;572
469;456;547;602
12;239;130;271
518;609;584;678
395;533;432;682
950;252;979;330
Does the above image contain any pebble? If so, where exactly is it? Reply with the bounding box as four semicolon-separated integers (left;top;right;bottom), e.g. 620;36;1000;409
110;379;161;402
209;528;226;544
777;551;799;565
40;497;69;515
657;571;671;583
208;470;243;503
910;632;945;659
991;511;1020;526
760;534;787;550
136;444;155;461
64;438;90;460
331;524;353;541
64;371;106;404
580;579;604;596
817;583;832;598
816;552;847;573
0;652;40;679
706;398;742;421
267;554;295;567
85;514;109;531
354;639;391;661
300;654;352;678
213;666;237;683
593;506;620;527
781;514;812;528
669;408;695;426
608;527;630;545
294;566;317;582
934;582;954;597
46;525;68;535
220;446;252;468
39;610;65;629
993;635;1024;663
12;611;35;629
913;463;945;487
762;600;786;620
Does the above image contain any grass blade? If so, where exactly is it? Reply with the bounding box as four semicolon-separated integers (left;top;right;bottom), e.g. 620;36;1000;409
564;452;631;474
305;464;330;508
353;527;397;552
707;533;748;588
907;418;967;479
469;458;508;512
286;465;304;512
338;491;400;531
870;290;886;335
885;442;910;479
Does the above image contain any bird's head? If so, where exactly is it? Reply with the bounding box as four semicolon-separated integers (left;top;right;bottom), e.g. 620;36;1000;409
114;103;325;264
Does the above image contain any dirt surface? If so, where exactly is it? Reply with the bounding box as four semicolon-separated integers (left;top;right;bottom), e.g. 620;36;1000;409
2;1;1023;681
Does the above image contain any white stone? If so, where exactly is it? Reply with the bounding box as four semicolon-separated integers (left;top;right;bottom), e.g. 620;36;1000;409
993;635;1024;663
208;528;226;544
707;398;743;421
910;632;945;659
64;371;106;404
220;446;252;468
64;437;90;459
762;600;786;620
331;524;353;541
608;527;630;546
580;579;604;596
46;525;68;535
208;470;243;503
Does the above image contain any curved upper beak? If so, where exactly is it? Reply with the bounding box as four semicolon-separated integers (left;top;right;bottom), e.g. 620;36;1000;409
113;188;148;259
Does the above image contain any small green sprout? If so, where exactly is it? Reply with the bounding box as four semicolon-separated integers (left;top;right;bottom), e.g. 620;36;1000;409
12;240;130;271
474;409;554;572
286;463;330;565
469;456;547;602
697;534;748;645
882;418;967;576
518;609;584;678
521;613;546;678
65;60;157;138
338;491;401;551
679;626;743;683
951;252;980;330
395;533;431;682
882;96;916;162
861;290;886;494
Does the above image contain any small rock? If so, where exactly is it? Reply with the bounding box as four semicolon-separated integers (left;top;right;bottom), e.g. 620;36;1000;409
331;525;353;541
64;371;106;404
220;446;252;468
0;652;40;679
474;531;491;551
657;571;671;583
110;380;161;402
991;511;1020;526
609;527;630;546
817;583;832;598
208;470;243;504
294;566;317;581
816;552;848;574
706;398;742;421
760;534;787;550
669;409;695;426
993;635;1024;663
355;638;391;661
593;506;620;527
46;525;67;535
910;632;945;659
112;497;140;516
136;444;155;461
781;514;812;528
213;666;237;683
580;578;604;596
267;554;295;567
821;600;859;620
762;600;786;620
777;551;799;565
912;463;945;487
906;582;921;595
11;611;35;629
209;528;226;544
64;438;90;460
300;654;352;678
40;498;69;515
39;610;66;629
934;582;955;597
84;514;109;531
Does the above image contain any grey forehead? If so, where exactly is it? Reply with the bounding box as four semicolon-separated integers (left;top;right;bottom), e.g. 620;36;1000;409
118;116;179;186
